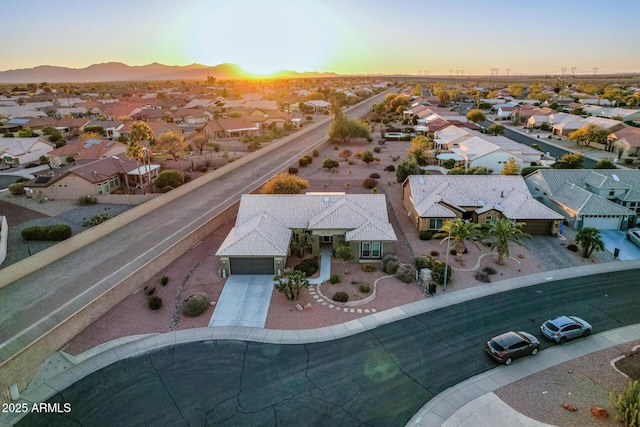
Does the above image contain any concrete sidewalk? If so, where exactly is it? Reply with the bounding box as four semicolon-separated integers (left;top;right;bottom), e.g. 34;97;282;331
3;260;640;426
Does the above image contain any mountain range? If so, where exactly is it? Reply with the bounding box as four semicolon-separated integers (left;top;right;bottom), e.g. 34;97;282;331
0;62;339;84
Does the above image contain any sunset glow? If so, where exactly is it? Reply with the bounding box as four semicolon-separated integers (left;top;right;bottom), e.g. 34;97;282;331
1;0;639;75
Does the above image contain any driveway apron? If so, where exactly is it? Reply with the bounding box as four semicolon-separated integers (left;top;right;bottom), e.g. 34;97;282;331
209;275;274;328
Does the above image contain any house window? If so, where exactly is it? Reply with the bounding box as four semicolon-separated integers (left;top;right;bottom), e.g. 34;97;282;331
609;190;615;196
485;215;498;223
361;242;382;259
428;219;443;230
109;176;119;189
322;235;332;244
96;182;109;195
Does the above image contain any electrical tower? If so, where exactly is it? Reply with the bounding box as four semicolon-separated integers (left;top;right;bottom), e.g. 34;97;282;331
571;66;576;76
593;67;599;75
561;67;567;77
449;69;453;76
505;68;511;77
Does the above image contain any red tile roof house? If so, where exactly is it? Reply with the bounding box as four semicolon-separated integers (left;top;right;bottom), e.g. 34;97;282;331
216;193;398;275
24;154;159;200
47;137;127;167
203;118;259;139
402;175;563;237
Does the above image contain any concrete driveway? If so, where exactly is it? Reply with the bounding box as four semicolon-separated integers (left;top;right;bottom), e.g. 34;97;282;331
208;275;274;328
600;229;640;260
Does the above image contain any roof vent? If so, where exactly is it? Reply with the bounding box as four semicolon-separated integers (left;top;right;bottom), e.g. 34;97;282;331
323;196;330;203
418;176;425;184
500;191;504;198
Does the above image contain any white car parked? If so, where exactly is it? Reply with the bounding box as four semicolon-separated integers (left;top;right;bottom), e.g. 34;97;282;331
626;228;640;248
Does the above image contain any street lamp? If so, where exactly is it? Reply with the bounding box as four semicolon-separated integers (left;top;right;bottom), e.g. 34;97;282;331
443;219;453;292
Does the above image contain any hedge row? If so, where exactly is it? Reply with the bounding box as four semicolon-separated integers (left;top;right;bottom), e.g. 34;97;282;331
21;224;72;241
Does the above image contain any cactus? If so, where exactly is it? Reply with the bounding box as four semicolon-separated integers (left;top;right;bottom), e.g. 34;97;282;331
610;379;640;426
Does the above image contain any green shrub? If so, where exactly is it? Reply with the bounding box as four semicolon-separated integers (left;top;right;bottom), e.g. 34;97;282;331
482;267;497;275
415;255;432;270
161;276;169;286
181;292;210;317
419;230;434;240
82;213;114;227
610;379;640;427
430;260;452;285
144;286;156;296
312;149;319;157
299;157;309;167
332;291;349;303
288;167;298;174
147;295;162;310
567;244;578;252
359;284;371;293
384;165;395;172
323;158;339;169
161;185;174;193
362;178;378;189
329;274;340;284
305;155;313;164
443;158;456;169
475;271;491;283
396;263;416;283
48;224;72;240
373;146;381;153
155;170;184;188
79;195;97;205
21;224;71;241
381;254;399;273
8;183;25;195
430;250;439;257
293;258;319;276
625;158;634;165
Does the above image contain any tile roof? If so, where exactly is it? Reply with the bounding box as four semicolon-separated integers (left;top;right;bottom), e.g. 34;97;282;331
219;194;397;257
216;213;292;256
407;175;563;220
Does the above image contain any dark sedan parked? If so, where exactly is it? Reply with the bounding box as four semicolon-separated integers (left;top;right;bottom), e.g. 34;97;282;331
486;331;540;365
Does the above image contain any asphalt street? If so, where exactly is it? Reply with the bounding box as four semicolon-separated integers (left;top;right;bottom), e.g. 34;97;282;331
0;92;389;355
20;269;640;426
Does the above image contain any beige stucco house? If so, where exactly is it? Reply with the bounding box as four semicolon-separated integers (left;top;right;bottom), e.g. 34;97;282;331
216;193;397;276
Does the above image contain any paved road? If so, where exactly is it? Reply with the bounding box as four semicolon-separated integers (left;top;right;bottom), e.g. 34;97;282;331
19;269;640;426
0;92;390;358
481;120;597;168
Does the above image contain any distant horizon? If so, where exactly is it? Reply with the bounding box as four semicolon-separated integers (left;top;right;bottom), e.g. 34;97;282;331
1;61;639;79
3;0;640;76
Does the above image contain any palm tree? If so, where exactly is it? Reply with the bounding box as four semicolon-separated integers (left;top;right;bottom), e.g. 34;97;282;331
484;218;532;265
434;219;483;262
125;140;144;190
574;227;605;259
129;122;155;190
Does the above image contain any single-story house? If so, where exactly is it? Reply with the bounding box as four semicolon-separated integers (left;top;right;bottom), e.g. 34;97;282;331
0;137;55;168
204;118;259;139
216;193;398;276
47;137;127;167
608;127;640;157
525;169;639;230
303;100;330;113
403;175;563;236
24;153;160;200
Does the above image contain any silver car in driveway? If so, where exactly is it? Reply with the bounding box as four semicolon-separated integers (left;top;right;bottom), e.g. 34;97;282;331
627;228;640;247
541;316;592;344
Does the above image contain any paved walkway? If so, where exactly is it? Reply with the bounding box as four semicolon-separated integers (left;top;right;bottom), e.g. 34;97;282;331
3;260;640;426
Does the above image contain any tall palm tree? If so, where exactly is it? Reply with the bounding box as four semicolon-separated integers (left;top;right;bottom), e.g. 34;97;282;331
129;122;155;190
484;218;532;265
125;140;144;190
434;219;483;262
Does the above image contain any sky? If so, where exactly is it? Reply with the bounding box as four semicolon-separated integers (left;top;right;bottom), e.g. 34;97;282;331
2;0;640;76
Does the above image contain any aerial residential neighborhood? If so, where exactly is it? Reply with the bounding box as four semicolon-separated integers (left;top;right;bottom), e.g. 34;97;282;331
2;1;640;426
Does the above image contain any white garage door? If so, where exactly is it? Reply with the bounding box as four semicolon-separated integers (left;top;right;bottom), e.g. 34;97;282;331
582;216;621;230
